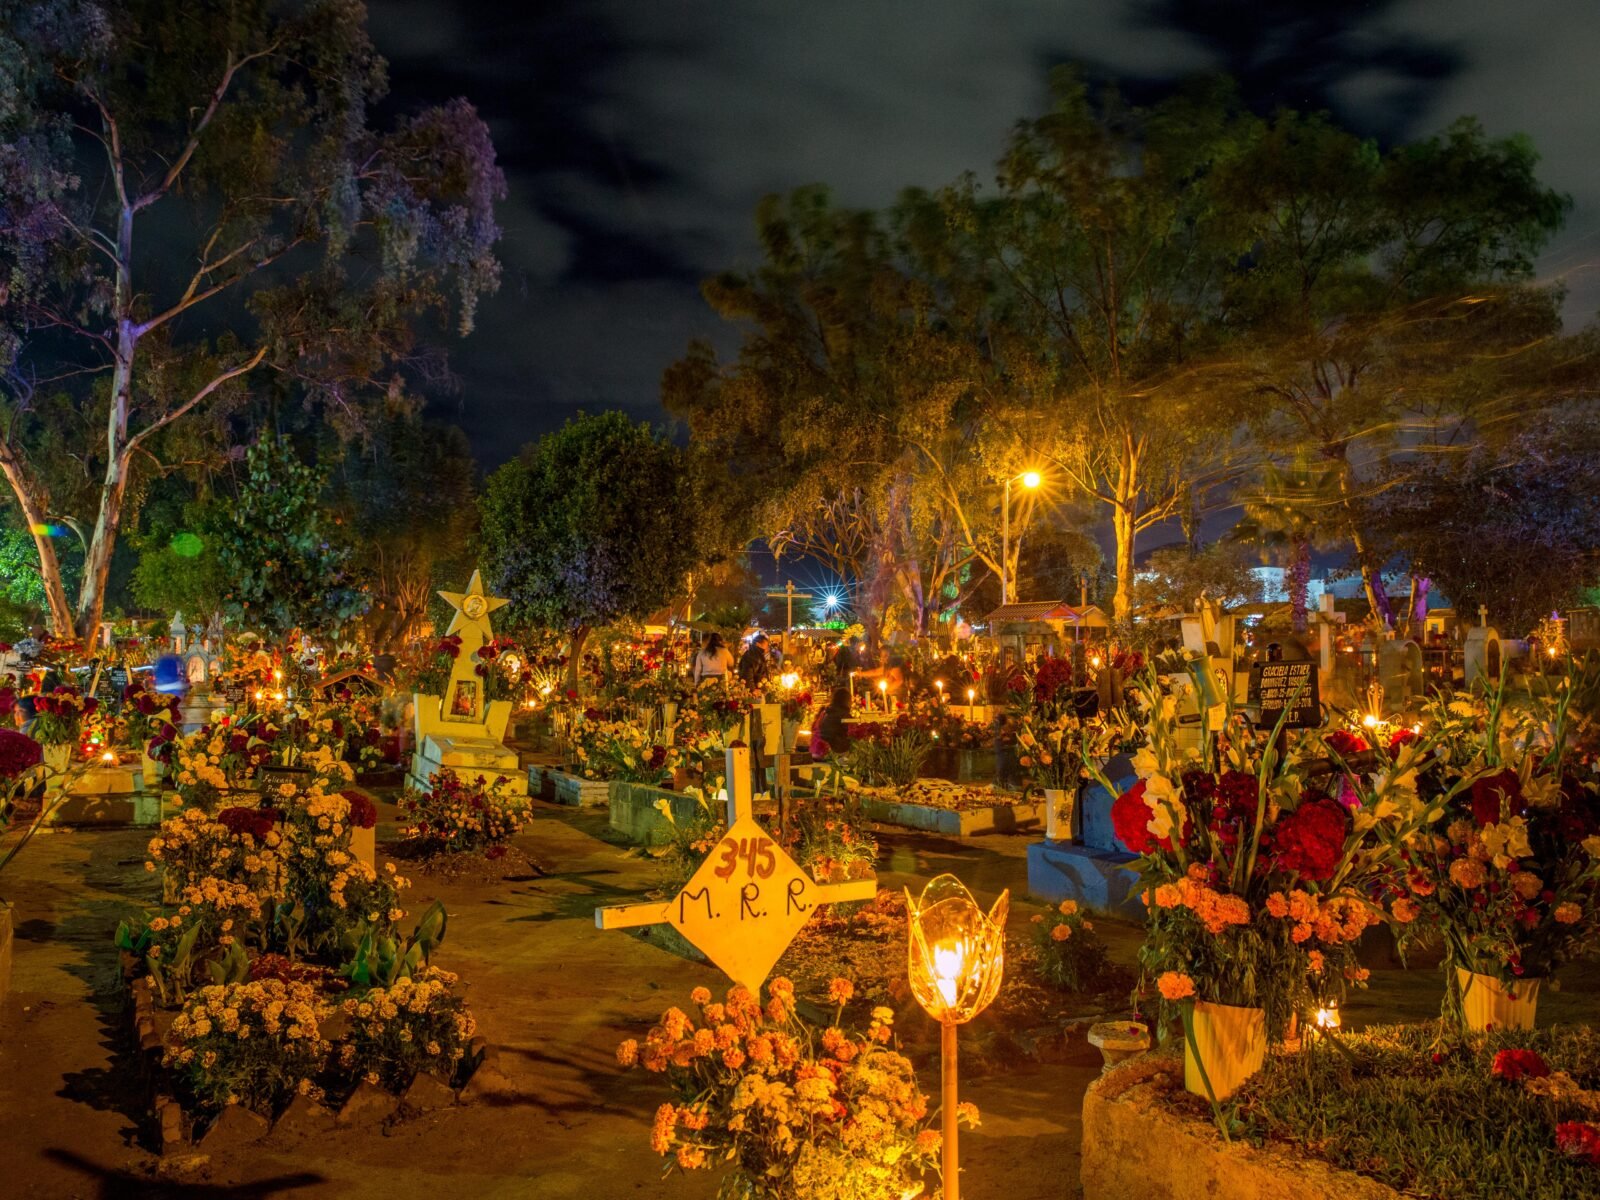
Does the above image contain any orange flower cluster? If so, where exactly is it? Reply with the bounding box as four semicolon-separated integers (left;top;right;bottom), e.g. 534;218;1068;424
1264;889;1377;946
620;979;945;1196
1151;868;1252;935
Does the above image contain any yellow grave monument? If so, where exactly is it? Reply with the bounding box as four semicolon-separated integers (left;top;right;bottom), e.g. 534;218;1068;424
409;570;528;796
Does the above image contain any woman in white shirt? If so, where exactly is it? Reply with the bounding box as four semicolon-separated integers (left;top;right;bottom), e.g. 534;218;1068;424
692;632;736;687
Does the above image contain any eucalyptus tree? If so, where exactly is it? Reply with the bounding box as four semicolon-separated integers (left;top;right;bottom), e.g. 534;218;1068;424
0;0;504;638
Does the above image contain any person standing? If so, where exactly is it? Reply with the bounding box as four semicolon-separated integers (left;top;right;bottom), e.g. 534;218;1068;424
738;633;772;687
692;632;736;688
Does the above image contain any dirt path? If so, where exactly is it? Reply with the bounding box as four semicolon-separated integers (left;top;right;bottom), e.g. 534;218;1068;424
0;803;1093;1199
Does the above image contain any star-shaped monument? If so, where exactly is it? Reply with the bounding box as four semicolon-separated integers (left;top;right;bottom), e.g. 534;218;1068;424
438;570;508;644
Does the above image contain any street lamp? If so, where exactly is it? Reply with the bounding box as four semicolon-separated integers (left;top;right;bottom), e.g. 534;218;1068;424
1000;470;1042;606
907;874;1008;1200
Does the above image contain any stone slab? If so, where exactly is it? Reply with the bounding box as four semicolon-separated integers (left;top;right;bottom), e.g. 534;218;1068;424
1082;1055;1400;1200
855;794;1043;837
1027;840;1144;917
531;766;610;808
608;780;704;845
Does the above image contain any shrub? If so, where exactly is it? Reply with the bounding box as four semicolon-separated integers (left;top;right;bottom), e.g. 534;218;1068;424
401;771;529;856
163;979;333;1116
333;966;477;1090
1031;900;1112;992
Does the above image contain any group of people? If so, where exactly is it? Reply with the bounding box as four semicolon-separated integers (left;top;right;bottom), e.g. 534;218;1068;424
690;631;787;688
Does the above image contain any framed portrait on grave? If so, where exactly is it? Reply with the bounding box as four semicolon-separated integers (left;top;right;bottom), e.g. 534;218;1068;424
446;678;481;722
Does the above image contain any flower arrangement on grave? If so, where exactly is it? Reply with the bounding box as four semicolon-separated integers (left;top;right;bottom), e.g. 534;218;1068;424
1008;658;1110;792
400;770;529;858
402;632;463;698
121;675;181;751
120;764;476;1124
1102;676;1443;1061
785;799;877;885
1377;683;1600;1023
618;977;955;1199
26;684;97;747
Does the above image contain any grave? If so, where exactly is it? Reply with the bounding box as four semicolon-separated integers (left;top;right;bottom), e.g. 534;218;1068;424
409;571;527;797
1376;638;1424;707
1026;752;1144;916
1463;621;1503;689
596;745;875;992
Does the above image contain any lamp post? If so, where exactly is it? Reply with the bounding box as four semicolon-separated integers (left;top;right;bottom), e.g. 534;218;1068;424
1000;470;1041;606
907;874;1008;1200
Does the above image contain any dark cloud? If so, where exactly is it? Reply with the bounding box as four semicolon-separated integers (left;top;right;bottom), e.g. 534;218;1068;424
365;0;1600;464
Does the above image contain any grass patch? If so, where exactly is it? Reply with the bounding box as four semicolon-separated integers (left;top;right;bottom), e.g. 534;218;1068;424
1238;1024;1600;1199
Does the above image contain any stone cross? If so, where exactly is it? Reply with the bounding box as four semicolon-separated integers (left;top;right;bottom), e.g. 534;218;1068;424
595;745;876;993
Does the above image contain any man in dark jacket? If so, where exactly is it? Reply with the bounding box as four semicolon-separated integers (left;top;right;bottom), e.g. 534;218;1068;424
738;634;772;687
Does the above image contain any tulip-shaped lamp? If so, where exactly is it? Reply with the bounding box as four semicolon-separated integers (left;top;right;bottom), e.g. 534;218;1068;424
907;874;1008;1200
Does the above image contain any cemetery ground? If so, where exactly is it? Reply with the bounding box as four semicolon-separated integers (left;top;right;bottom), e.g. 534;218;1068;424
6;786;1600;1200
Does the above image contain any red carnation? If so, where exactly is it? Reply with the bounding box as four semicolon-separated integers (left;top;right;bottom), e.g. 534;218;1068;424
1271;797;1348;882
0;729;43;780
341;789;378;829
1111;780;1167;854
1472;769;1525;826
1388;728;1419;756
1324;729;1369;758
1557;1122;1600;1165
1492;1048;1550;1082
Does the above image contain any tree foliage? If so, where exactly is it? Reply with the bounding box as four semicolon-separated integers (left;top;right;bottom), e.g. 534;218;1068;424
479;412;703;653
215;438;366;643
0;0;504;637
330;414;477;652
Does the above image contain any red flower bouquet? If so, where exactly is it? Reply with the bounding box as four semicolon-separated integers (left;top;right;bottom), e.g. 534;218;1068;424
1491;1048;1550;1082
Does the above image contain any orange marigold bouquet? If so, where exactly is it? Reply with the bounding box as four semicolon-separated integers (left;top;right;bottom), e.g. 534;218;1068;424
618;977;958;1199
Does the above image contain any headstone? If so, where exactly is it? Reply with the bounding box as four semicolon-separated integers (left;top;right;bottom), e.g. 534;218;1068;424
1463;626;1503;688
409;570;526;796
1377;639;1424;704
1248;660;1321;730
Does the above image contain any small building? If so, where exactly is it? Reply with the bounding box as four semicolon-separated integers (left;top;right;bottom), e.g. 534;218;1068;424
984;600;1111;659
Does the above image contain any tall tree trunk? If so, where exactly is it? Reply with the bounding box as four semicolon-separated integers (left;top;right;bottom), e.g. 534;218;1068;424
1330;449;1393;626
1289;538;1311;634
1112;502;1135;622
565;624;591;691
0;450;74;634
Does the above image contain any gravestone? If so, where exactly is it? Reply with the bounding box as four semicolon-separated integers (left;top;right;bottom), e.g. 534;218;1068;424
1463;626;1503;688
1248;659;1321;730
1377;639;1424;705
409;570;527;796
1027;753;1143;916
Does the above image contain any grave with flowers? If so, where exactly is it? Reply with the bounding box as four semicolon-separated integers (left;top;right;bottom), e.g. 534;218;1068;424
114;734;496;1154
408;571;527;798
1076;668;1600;1200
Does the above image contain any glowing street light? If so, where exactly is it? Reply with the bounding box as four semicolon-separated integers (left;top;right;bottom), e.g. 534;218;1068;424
1000;470;1043;606
907;875;1008;1200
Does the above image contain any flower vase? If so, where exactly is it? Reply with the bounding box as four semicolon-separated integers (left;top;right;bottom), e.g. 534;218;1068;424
1184;1000;1266;1100
782;719;801;755
1043;787;1073;842
42;743;72;779
1457;968;1540;1031
140;750;165;792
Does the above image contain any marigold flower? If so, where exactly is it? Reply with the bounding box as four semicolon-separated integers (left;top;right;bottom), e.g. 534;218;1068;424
1555;902;1583;925
1050;923;1072;942
1157;971;1196;1001
1391;897;1421;924
689;986;711;1006
827;978;855;1005
616;1039;639;1067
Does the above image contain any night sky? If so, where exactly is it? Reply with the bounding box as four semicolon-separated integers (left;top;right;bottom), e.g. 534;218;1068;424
367;0;1600;467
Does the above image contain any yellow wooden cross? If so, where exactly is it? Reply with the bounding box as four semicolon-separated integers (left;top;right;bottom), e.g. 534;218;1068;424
596;745;876;993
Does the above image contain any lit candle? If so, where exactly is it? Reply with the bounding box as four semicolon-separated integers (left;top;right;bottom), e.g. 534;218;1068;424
878;678;888;713
1314;1005;1341;1031
932;939;966;1010
935;679;945;705
966;687;976;721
